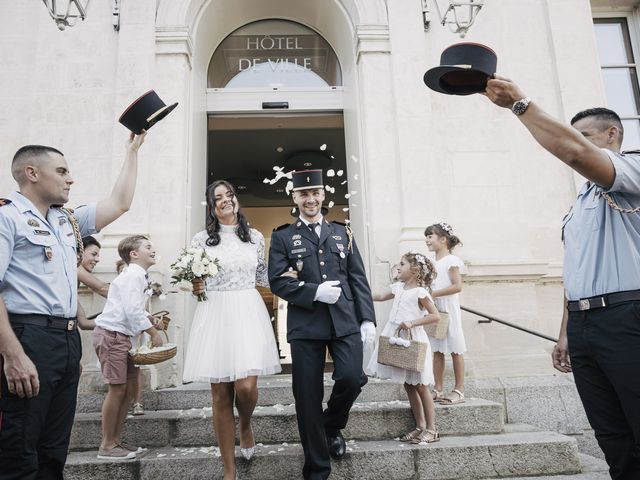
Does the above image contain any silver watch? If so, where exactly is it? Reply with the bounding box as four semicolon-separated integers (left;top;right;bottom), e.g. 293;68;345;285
512;97;531;116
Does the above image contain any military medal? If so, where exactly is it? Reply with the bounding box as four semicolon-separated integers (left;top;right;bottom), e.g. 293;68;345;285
337;243;346;258
28;218;40;227
44;246;53;261
296;259;304;272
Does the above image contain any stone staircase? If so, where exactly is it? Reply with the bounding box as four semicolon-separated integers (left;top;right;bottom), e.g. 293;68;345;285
65;375;609;479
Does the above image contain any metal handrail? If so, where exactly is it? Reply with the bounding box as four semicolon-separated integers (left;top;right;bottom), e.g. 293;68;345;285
461;306;558;343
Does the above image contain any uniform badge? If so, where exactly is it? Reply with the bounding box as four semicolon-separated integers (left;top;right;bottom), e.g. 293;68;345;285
34;229;51;236
292;234;301;240
59;217;67;226
27;219;40;227
44;246;53;261
295;259;304;272
332;235;342;240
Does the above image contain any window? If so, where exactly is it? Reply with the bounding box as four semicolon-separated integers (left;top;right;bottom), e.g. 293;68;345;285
208;20;342;89
593;17;640;150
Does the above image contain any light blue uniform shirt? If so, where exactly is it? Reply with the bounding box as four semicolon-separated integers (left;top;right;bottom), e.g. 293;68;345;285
0;191;97;317
562;149;640;300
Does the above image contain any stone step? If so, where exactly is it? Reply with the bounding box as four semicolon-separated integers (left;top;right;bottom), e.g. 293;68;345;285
486;453;609;479
76;375;408;413
70;398;503;451
64;425;581;480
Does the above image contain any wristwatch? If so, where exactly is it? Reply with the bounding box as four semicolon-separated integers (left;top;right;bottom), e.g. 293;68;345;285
512;97;531;116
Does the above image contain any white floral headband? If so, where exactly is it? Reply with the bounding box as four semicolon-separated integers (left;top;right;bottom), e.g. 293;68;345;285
438;222;453;234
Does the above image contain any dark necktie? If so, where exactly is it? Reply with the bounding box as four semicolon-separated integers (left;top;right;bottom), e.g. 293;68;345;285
308;222;319;236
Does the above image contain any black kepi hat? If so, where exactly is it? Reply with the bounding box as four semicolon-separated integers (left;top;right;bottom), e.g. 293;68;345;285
119;90;178;134
292;169;323;191
423;43;497;95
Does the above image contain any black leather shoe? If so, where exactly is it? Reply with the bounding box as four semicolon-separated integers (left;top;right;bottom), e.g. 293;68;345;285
326;430;346;459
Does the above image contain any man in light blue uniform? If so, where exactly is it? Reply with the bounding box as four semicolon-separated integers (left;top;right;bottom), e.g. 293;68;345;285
486;78;640;480
0;133;147;480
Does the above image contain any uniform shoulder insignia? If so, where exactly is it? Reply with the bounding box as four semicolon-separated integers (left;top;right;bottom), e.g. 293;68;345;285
0;198;12;207
273;223;291;232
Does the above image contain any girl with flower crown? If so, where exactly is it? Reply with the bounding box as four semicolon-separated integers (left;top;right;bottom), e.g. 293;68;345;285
366;252;441;444
424;222;466;405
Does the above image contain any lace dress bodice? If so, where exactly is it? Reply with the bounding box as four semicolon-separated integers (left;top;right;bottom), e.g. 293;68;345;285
190;225;268;291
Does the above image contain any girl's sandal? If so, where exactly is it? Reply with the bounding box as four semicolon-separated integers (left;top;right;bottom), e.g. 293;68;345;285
399;426;423;442
440;389;465;405
411;429;440;444
432;389;444;402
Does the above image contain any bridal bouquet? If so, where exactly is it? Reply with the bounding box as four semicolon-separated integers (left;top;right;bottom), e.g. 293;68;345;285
170;247;220;302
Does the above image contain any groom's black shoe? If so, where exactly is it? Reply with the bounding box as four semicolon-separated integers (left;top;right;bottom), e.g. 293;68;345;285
326;430;346;459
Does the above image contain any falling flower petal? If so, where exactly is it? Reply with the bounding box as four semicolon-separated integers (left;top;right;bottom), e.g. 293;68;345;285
328;201;335;208
263;178;270;184
342;207;350;212
354;174;359;180
337;170;344;176
200;201;207;206
320;144;327;151
341;180;347;185
351;155;359;163
327;169;335;177
285;181;293;195
351;190;358;195
345;193;351;199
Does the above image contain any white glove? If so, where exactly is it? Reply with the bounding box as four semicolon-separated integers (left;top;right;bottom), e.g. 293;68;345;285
360;321;376;344
314;280;342;304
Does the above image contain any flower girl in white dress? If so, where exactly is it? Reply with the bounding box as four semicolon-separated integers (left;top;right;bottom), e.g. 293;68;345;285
366;252;441;444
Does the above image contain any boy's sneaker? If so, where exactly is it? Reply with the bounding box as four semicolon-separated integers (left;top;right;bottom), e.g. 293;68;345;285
97;446;136;460
132;403;145;416
119;441;147;454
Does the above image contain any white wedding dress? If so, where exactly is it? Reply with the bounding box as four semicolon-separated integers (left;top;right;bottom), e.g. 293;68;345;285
182;224;282;383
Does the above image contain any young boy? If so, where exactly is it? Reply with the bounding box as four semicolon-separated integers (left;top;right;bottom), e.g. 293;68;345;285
92;235;164;459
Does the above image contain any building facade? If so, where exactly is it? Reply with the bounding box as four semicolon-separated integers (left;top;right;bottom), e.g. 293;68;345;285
1;0;637;388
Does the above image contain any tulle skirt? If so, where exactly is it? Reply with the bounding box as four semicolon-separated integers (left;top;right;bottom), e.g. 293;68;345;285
182;288;282;383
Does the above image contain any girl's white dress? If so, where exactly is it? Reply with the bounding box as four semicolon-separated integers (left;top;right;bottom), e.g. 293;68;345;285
182;225;282;383
366;283;434;386
429;254;467;355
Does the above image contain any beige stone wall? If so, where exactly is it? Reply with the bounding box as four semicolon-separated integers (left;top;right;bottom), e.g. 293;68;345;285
0;0;612;384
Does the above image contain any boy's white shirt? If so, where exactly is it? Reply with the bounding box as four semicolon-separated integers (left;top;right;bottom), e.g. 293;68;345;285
95;263;152;336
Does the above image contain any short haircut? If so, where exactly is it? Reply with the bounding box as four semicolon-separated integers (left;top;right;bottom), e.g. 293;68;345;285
117;235;149;265
82;235;101;250
115;259;126;274
570;107;624;141
11;145;64;183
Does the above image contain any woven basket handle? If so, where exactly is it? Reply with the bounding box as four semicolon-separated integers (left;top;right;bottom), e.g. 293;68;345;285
394;327;413;340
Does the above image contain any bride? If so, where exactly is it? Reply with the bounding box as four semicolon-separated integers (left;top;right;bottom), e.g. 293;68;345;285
183;179;283;480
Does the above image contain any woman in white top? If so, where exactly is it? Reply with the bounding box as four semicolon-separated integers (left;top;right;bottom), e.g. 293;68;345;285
183;180;282;480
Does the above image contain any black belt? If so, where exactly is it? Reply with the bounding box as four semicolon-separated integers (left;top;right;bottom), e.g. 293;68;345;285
567;289;640;312
9;314;77;331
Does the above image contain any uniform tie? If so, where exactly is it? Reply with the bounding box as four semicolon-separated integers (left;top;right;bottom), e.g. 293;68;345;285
308;222;319;236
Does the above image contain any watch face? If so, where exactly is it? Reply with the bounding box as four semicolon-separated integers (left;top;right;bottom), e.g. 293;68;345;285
512;99;529;115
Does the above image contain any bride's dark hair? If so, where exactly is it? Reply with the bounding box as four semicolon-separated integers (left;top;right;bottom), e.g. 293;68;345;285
205;180;252;246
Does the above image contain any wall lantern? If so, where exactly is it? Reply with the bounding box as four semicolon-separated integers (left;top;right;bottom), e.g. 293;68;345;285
42;0;90;30
422;0;484;38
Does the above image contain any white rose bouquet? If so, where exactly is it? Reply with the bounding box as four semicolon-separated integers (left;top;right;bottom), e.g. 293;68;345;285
170;247;221;302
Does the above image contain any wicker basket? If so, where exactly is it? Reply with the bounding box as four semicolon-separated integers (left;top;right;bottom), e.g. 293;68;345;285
424;310;449;340
129;330;177;366
152;310;171;331
377;328;427;372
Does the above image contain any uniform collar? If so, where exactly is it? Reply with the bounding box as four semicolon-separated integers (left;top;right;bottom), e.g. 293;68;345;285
123;263;148;277
9;191;52;224
298;215;323;227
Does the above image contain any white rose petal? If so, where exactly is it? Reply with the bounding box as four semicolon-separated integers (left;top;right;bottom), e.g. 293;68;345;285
192;263;206;277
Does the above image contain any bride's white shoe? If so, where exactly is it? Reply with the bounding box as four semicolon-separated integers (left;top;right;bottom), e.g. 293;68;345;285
240;446;255;460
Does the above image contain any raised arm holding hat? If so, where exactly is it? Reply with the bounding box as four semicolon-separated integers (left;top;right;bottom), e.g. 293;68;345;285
0;131;147;479
268;169;376;480
485;76;640;479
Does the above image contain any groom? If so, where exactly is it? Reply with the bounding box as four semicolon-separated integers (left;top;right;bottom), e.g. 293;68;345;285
268;169;376;480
